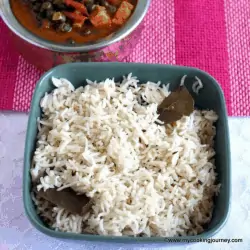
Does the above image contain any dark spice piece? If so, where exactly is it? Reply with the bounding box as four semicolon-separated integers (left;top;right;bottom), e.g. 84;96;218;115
157;86;194;124
37;188;93;215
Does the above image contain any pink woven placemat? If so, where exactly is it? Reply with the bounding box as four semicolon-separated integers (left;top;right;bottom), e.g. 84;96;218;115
0;0;250;115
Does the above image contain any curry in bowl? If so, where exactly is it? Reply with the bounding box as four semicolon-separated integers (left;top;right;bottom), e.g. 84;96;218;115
11;0;137;44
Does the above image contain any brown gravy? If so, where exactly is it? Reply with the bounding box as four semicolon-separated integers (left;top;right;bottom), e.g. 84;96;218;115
10;0;137;44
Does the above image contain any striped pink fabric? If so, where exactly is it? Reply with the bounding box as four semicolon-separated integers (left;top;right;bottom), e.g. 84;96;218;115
224;0;250;116
0;0;250;116
174;0;231;115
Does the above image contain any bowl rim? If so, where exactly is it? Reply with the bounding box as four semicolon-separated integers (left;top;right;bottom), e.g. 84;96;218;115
23;62;231;243
0;0;151;52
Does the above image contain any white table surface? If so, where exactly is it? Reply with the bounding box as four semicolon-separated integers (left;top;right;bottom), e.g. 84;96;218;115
0;112;250;250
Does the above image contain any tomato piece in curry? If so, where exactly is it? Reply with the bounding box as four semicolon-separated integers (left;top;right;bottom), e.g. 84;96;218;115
10;0;137;44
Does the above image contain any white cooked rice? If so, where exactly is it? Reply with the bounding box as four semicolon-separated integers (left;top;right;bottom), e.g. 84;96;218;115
31;74;219;237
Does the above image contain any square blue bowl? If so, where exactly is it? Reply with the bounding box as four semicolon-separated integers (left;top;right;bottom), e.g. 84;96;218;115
24;62;231;243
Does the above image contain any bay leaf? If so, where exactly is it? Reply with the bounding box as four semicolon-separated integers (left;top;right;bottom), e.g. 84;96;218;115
158;86;194;124
158;110;183;124
37;188;92;215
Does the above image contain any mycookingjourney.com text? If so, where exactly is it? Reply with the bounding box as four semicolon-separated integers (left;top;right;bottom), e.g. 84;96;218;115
164;238;243;244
